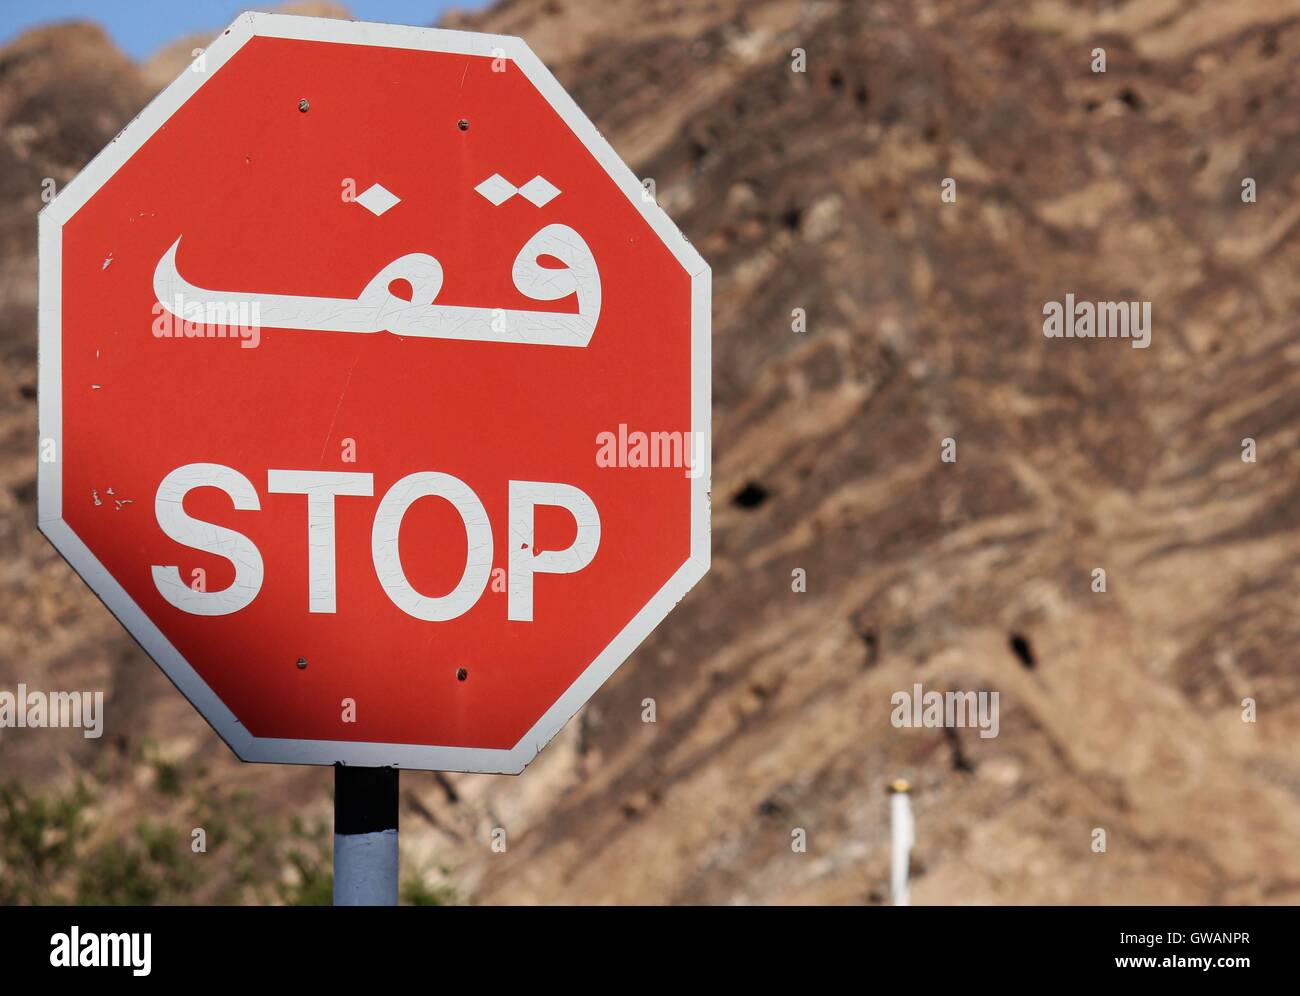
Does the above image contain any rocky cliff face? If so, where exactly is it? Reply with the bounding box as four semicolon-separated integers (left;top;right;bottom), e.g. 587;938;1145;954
2;0;1299;904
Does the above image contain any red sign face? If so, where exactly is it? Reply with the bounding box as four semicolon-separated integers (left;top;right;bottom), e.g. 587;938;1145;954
38;14;709;772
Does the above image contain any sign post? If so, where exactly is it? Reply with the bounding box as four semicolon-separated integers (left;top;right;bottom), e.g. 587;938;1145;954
39;12;709;902
334;766;399;906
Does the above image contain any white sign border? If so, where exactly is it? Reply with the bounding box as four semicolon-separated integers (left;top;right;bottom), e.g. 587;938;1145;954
37;11;710;774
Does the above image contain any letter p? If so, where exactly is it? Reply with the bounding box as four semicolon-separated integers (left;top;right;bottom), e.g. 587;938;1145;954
508;481;600;621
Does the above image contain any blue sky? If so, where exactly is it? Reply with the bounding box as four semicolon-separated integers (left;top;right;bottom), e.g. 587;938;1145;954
0;1;489;60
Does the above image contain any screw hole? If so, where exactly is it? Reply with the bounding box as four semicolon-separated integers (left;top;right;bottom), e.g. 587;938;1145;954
457;118;469;131
296;657;308;670
456;667;468;681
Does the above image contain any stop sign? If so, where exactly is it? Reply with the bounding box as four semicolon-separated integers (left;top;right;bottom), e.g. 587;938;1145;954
37;13;709;773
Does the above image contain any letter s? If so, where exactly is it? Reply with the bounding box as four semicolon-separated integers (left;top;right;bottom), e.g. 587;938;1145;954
151;463;263;615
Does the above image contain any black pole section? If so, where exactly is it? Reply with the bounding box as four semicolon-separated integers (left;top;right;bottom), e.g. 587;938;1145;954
333;765;399;905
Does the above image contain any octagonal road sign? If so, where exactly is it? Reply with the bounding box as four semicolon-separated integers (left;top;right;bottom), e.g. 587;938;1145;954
38;12;710;774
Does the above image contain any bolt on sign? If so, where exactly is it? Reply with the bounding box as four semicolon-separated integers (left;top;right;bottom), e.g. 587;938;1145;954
38;13;710;773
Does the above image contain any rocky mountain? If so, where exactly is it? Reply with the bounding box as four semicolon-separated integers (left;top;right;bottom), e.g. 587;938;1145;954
2;0;1299;904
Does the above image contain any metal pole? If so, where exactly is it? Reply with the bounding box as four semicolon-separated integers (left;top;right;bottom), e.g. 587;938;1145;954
889;778;913;907
334;765;399;906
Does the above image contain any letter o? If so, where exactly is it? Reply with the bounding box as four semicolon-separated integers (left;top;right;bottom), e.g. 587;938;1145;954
371;472;493;621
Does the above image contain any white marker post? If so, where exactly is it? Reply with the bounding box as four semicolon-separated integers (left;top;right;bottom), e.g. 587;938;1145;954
889;778;914;907
334;766;399;906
